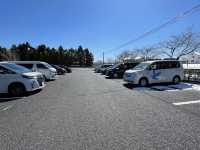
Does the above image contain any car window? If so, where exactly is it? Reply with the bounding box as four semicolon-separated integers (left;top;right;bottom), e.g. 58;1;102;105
128;63;139;69
134;62;150;70
149;62;160;70
0;66;15;74
18;64;33;69
37;64;48;69
2;63;30;73
105;65;111;67
153;61;181;69
159;62;168;69
170;61;180;68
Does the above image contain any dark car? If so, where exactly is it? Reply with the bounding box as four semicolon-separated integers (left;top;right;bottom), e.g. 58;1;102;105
95;64;113;73
101;65;114;75
105;62;139;78
58;65;72;73
51;64;66;75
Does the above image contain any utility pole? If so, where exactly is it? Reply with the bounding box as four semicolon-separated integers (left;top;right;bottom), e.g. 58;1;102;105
103;52;104;64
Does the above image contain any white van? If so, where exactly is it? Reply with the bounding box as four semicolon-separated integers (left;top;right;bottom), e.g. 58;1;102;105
123;60;184;86
10;61;57;80
0;62;45;96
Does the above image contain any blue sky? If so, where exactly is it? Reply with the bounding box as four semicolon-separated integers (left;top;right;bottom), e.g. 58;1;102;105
0;0;200;61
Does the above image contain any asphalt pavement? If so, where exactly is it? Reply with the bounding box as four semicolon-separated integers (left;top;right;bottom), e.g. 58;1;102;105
1;68;200;149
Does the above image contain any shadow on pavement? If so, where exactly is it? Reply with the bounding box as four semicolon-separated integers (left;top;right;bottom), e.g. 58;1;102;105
0;89;42;103
105;76;122;79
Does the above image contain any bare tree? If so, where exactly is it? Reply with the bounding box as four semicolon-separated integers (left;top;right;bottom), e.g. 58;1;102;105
140;46;159;60
117;50;139;62
161;30;200;60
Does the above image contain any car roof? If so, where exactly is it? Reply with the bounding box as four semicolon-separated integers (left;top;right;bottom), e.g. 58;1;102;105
7;61;47;64
102;64;113;66
123;62;139;64
143;60;180;64
0;61;16;65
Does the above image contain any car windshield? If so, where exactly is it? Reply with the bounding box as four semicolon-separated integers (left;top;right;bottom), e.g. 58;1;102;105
103;65;112;68
2;63;31;73
132;62;150;70
111;63;121;69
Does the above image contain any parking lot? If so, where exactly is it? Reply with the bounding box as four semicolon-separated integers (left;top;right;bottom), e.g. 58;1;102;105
1;68;200;149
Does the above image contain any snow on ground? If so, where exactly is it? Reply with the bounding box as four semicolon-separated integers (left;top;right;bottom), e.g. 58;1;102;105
133;82;200;92
168;83;193;90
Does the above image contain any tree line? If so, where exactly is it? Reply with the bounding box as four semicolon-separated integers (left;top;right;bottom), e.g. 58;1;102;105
0;42;94;66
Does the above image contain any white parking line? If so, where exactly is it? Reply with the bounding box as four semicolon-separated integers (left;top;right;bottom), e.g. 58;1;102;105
2;106;12;111
0;105;12;112
173;100;200;106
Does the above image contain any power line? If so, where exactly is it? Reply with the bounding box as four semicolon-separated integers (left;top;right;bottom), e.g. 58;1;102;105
104;3;200;54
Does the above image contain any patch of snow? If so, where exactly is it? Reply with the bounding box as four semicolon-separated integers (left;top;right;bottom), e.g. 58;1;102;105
168;82;200;91
131;82;200;92
191;84;200;91
168;83;193;90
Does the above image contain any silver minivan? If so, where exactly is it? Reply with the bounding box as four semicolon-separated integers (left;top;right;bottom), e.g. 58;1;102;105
123;60;184;86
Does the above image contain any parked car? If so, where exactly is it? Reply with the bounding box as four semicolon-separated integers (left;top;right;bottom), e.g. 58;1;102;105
51;64;66;75
123;60;184;87
94;65;102;72
101;65;114;75
58;65;72;73
105;62;139;78
95;64;113;73
0;62;45;96
11;61;57;81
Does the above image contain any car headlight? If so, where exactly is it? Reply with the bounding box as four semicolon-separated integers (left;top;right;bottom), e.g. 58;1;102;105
22;75;37;79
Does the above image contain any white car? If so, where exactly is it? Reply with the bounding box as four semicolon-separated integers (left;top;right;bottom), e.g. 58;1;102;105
10;61;57;81
123;60;184;87
0;62;45;96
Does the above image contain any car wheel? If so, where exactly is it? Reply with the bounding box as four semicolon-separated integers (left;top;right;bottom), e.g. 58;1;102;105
9;83;25;97
173;76;180;84
139;78;148;87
